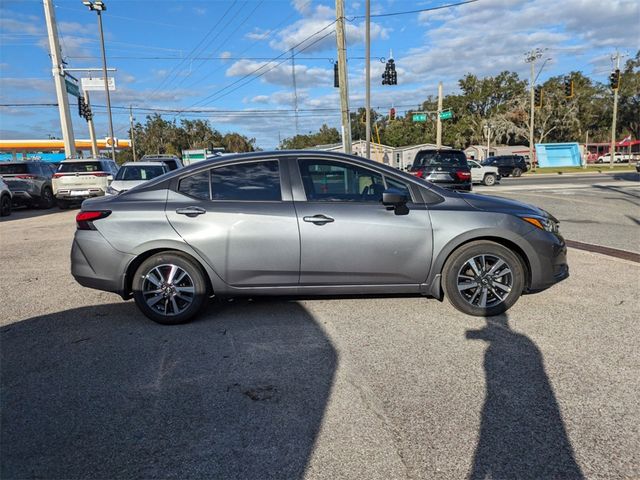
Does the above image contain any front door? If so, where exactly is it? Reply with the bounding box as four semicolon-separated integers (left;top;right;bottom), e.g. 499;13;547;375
293;158;432;285
166;159;300;287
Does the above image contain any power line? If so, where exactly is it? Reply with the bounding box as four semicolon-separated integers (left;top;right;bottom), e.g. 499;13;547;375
351;0;479;18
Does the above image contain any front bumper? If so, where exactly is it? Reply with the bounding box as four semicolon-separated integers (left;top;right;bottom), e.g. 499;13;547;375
525;230;569;292
71;230;135;297
11;191;35;206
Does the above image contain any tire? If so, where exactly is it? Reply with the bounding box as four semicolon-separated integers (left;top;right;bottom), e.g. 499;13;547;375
0;194;11;217
57;200;69;210
38;187;54;209
512;168;522;177
483;174;497;186
132;252;208;325
442;240;525;317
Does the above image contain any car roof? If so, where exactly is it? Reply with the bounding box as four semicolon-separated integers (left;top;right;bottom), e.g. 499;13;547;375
60;158;111;162
119;161;168;167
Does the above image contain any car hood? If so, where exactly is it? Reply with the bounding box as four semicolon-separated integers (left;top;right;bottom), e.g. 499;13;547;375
459;192;547;217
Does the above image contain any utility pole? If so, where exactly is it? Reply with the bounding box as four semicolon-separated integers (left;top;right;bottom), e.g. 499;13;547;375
584;130;589;169
129;105;137;161
436;81;443;149
609;52;622;170
42;0;76;158
291;48;299;136
365;0;371;159
84;90;99;157
484;123;491;159
525;48;544;169
335;0;352;154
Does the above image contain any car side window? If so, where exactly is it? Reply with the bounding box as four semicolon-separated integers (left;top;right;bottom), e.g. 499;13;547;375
210;160;281;201
179;170;210;200
384;176;412;200
299;159;384;202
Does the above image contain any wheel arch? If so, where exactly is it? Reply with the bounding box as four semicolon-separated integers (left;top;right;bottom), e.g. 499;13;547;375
428;234;532;299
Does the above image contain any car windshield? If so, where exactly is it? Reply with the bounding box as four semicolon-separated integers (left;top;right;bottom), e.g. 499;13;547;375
0;164;29;174
481;158;496;165
58;161;103;173
115;165;166;181
413;151;467;167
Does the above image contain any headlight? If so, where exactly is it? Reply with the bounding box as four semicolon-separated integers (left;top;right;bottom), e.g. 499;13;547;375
521;215;559;233
106;186;119;195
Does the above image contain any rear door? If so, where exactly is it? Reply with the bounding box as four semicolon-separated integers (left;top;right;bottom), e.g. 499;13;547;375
291;157;432;286
166;158;300;287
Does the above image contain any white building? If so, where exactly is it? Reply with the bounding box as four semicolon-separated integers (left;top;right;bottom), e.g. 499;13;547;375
464;144;530;162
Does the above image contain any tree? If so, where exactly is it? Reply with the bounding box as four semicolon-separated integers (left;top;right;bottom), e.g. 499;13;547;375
222;132;256;152
279;124;340;149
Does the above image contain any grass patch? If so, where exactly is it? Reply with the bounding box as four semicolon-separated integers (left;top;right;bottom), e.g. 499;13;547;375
526;165;637;175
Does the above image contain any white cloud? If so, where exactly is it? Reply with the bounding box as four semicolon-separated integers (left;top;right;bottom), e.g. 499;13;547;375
193;7;207;16
291;0;312;15
245;28;272;41
226;60;332;88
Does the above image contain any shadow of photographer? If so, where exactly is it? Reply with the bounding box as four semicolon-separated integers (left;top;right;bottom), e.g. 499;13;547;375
466;314;583;480
1;299;336;479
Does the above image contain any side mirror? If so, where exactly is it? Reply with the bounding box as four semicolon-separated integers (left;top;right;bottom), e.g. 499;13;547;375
382;188;409;215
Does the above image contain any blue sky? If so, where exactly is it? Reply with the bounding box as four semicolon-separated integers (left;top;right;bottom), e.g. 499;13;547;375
1;0;638;148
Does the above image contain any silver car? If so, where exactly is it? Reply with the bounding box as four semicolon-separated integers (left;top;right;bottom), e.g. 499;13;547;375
71;151;568;324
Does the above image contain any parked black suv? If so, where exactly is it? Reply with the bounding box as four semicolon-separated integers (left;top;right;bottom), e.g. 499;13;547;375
408;149;472;191
0;161;56;208
481;155;528;177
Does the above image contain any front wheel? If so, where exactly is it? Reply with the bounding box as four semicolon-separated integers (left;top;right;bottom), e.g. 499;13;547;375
0;195;11;216
132;252;208;325
512;168;522;177
442;241;525;317
483;174;497;186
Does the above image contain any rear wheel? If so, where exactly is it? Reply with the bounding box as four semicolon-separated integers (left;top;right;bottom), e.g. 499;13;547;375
512;168;522;177
483;174;497;186
38;187;54;209
132;252;208;325
0;194;11;216
442;241;525;317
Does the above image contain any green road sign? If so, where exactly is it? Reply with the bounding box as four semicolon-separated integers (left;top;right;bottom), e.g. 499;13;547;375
65;78;80;97
439;110;453;120
412;113;427;122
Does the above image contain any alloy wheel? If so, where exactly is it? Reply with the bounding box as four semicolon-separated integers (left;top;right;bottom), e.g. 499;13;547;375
456;254;513;308
142;264;195;316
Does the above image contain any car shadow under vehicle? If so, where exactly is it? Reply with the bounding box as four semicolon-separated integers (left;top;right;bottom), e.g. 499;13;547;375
1;300;337;479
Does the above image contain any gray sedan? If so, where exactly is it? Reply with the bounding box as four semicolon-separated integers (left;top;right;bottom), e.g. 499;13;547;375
71;151;568;324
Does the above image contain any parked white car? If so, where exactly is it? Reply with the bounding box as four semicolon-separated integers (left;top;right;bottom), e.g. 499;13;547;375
468;160;501;186
106;162;169;195
596;153;628;163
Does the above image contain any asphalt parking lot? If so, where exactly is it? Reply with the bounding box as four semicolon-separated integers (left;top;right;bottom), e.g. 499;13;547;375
1;194;639;479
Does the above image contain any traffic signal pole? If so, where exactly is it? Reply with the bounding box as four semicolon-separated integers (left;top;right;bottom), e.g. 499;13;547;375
436;82;443;148
84;90;99;157
42;0;76;158
528;59;535;168
609;52;621;170
335;0;352;154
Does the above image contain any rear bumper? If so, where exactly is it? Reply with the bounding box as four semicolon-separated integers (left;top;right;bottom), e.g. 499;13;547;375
428;181;472;191
71;231;134;297
56;189;105;201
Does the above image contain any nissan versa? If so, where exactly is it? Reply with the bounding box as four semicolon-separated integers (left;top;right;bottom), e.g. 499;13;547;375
71;151;568;325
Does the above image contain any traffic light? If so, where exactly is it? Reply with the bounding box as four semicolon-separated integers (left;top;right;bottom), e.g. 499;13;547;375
333;62;339;88
382;58;397;86
564;77;574;98
84;104;92;121
78;96;86;118
609;69;620;90
534;86;543;108
389;107;396;120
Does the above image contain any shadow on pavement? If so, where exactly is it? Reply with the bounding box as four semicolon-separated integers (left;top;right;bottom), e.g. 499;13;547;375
466;314;583;480
0;206;65;223
1;299;336;479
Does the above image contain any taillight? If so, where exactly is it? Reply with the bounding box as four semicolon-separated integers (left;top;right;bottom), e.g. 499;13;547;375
413;170;424;178
94;172;108;177
455;170;471;181
16;175;36;179
76;210;111;230
52;173;63;178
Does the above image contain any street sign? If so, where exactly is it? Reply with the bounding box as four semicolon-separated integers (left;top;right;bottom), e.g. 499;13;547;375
65;77;80;97
412;113;427;122
81;77;116;91
439;110;453;120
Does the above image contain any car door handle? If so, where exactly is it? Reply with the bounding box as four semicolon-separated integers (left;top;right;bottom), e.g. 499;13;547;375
303;214;334;225
176;206;206;217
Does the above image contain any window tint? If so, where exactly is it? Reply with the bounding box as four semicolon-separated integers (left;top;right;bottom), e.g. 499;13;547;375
0;163;29;174
116;165;167;181
299;159;384;202
384;176;411;199
179;170;210;200
413;150;467;168
58;161;103;173
211;160;281;201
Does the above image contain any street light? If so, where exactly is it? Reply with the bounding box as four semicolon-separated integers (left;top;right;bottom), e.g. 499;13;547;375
82;0;115;161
